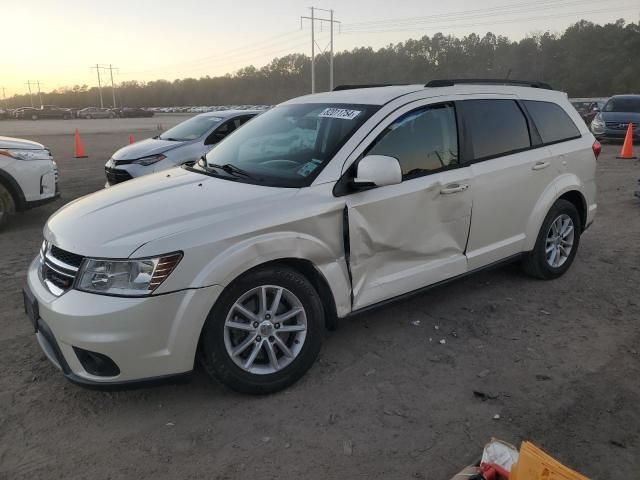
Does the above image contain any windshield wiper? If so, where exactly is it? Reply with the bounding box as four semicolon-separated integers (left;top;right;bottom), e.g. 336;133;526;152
208;162;258;180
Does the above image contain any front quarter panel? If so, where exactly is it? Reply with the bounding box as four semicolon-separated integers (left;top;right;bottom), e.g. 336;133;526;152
136;183;352;317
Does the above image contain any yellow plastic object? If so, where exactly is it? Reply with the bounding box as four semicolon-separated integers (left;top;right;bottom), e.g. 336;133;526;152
511;442;589;480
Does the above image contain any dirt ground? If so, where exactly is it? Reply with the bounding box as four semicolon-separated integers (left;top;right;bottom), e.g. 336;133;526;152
1;119;639;479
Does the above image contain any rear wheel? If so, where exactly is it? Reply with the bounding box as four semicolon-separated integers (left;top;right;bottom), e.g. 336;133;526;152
0;183;16;230
522;199;581;279
85;114;92;119
31;114;38;120
200;266;324;394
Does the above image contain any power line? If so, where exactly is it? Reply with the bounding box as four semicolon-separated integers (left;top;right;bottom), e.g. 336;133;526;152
341;0;623;31
341;3;638;34
120;30;306;76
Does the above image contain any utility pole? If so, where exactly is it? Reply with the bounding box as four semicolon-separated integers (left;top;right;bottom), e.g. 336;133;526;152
91;64;104;108
36;81;43;107
108;64;117;108
25;81;34;107
1;87;6;110
301;7;340;93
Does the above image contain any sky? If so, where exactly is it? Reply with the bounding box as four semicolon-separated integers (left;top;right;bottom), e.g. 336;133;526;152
1;0;637;97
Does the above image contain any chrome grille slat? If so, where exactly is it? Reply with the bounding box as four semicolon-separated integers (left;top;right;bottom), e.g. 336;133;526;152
41;242;83;296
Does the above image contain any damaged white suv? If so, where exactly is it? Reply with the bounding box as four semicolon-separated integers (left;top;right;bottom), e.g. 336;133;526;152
24;80;598;393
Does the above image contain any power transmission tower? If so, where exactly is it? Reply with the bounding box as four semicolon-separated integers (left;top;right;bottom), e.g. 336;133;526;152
91;64;104;108
36;81;43;107
301;7;340;93
107;64;118;108
25;81;35;107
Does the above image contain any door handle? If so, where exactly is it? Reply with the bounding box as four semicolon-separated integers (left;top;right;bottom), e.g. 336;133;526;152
440;183;469;195
532;161;550;171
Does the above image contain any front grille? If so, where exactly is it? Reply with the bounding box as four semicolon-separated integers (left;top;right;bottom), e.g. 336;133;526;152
41;243;83;296
605;121;629;130
105;167;133;185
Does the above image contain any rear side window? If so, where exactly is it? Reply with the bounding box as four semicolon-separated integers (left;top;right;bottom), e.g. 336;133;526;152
462;100;530;161
524;100;580;144
367;103;458;179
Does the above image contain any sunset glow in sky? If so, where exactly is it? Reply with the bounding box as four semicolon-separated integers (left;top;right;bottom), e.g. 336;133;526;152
2;0;636;97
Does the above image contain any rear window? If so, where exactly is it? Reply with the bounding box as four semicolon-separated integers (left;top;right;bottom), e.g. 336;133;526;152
524;100;580;144
461;99;530;160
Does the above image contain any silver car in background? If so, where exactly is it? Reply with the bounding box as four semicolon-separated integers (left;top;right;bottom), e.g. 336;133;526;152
77;107;116;119
104;110;260;186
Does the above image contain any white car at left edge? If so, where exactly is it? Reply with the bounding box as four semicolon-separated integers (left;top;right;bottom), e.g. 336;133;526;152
0;136;59;230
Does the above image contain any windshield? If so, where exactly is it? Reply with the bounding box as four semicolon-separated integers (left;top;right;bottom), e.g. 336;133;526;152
603;97;640;113
159;115;223;141
200;103;378;187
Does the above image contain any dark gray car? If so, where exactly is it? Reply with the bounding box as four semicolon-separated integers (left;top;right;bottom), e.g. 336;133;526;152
591;95;640;142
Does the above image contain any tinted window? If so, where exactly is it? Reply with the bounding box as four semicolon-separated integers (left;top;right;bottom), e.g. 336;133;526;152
462;100;530;160
367;104;458;178
159;115;223;141
524;100;580;144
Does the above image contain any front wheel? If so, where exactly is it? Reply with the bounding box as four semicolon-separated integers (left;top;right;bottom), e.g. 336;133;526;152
522;199;582;279
200;266;324;394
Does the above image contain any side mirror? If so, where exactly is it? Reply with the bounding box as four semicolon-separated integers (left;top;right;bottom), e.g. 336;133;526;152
354;155;402;187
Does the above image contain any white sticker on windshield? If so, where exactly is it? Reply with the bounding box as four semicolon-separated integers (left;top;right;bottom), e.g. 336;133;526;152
318;108;362;120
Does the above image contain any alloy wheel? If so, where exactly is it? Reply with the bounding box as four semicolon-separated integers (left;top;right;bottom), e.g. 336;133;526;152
545;214;575;268
223;285;307;375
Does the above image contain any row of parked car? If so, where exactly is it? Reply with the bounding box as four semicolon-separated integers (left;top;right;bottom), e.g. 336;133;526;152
0;106;154;120
148;105;270;113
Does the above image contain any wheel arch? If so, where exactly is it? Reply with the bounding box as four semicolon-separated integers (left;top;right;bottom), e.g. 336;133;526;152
524;174;587;251
0;169;26;211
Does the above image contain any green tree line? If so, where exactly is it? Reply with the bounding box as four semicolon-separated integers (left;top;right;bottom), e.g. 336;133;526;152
6;19;639;109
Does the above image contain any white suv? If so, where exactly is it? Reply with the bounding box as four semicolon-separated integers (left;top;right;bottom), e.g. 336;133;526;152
24;80;598;393
0;136;59;229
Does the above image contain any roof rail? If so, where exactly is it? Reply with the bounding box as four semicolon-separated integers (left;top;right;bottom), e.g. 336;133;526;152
425;79;553;90
333;84;404;91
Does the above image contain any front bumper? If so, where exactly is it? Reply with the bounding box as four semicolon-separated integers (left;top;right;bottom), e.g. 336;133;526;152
593;128;640;141
25;256;222;386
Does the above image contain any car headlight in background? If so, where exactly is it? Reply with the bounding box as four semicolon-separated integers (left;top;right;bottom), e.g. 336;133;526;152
590;114;605;132
132;154;166;166
0;148;52;161
76;252;182;296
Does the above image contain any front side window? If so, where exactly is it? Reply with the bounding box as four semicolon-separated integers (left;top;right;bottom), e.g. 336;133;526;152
201;103;378;187
462;99;531;161
524;100;580;144
159;115;224;141
367;104;458;179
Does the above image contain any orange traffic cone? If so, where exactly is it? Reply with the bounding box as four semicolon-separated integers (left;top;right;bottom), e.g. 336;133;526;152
73;129;88;158
128;134;135;145
616;123;637;159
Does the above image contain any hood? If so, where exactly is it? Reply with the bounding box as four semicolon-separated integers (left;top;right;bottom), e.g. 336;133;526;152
600;111;640;124
111;137;188;160
44;168;297;258
0;135;45;150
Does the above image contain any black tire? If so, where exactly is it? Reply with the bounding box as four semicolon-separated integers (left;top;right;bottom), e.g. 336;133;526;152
200;265;324;394
86;115;92;119
0;183;17;230
521;199;582;279
31;114;38;120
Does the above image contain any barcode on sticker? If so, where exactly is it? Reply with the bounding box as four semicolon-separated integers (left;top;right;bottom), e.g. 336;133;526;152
319;108;362;120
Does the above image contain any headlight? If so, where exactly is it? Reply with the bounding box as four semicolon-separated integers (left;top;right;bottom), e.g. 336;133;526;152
132;154;166;166
0;148;51;161
591;114;605;130
76;252;182;296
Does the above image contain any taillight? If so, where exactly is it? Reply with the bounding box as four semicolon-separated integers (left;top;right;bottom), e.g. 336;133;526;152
592;140;601;159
